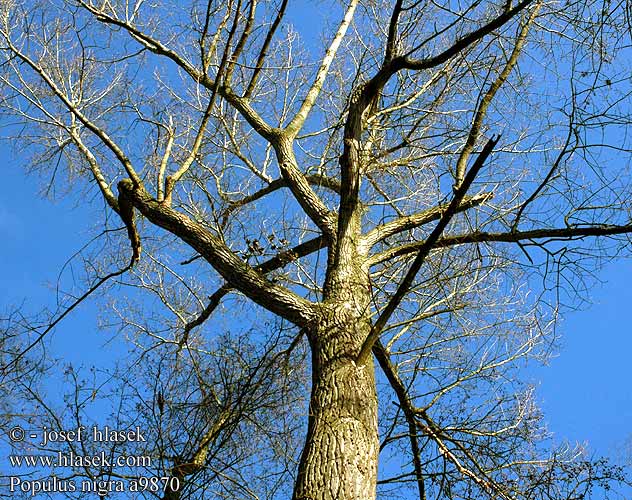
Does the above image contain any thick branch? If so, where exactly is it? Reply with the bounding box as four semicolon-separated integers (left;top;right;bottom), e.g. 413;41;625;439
370;223;632;265
119;182;318;327
362;192;493;250
285;0;359;137
275;138;336;238
118;179;142;264
357;136;499;364
179;235;326;344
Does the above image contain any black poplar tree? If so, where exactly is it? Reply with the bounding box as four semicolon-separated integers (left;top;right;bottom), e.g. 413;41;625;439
1;0;631;498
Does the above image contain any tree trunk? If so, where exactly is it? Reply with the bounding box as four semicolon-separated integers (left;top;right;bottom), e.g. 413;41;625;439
292;310;379;500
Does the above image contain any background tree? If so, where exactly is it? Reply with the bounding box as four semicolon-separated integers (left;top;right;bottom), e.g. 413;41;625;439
1;0;632;499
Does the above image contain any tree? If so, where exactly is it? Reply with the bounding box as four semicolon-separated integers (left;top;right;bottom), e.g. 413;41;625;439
1;0;631;498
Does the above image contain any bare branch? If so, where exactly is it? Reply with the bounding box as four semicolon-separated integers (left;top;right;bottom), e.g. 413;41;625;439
358;135;499;364
285;0;359;137
119;182;318;327
373;340;426;500
370;223;632;265
221;174;340;224
1;34;141;185
245;0;289;98
68;128;119;211
157;120;175;202
274;137;337;238
179;235;326;345
362;192;494;250
399;0;536;72
454;1;541;188
76;0;276;141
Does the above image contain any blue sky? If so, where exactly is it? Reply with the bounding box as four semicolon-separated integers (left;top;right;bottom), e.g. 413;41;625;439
533;262;632;460
2;139;631;496
1;1;631;497
1;161;111;363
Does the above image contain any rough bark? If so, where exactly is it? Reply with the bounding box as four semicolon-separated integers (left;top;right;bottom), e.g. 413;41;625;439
119;181;317;327
294;233;378;500
293;308;378;500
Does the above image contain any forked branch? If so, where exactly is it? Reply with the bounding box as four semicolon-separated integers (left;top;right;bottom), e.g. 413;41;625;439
118;182;318;327
357;136;500;364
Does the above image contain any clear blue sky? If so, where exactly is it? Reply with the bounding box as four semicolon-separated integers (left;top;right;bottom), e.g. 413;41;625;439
2;140;631;496
532;262;632;460
1;1;631;496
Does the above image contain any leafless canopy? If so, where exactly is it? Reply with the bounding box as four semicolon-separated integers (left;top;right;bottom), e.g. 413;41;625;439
1;0;631;498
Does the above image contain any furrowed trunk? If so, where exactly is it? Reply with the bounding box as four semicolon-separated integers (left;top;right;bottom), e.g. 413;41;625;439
292;308;378;500
292;147;377;499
